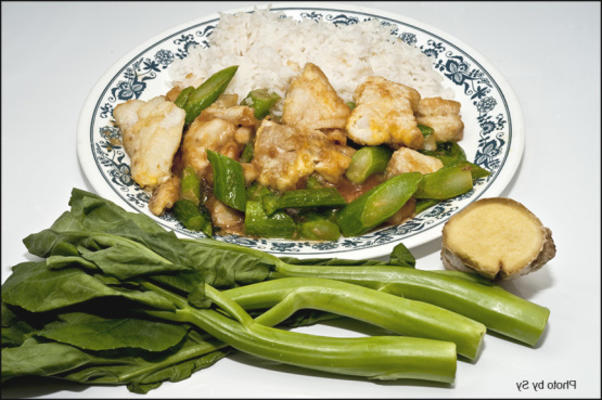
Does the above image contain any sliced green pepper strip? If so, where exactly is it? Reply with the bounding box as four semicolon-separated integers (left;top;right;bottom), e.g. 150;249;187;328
174;86;194;109
418;124;434;138
415;199;440;214
239;140;254;163
244;201;296;239
183;65;238;125
421;141;467;166
345;101;356;110
345;146;392;184
241;89;281;119
180;166;201;206
420;142;490;181
299;218;341;241
415;164;473;200
306;175;324;189
461;161;491;180
246;183;272;201
263;188;346;216
336;173;422;236
206;150;247;212
172;200;212;237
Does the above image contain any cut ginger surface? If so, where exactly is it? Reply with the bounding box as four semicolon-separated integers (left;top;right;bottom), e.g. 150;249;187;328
441;198;556;280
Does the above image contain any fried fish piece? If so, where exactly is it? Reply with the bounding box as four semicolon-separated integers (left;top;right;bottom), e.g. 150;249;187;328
181;118;242;179
253;119;353;191
416;97;464;142
113;96;185;188
205;195;244;233
385;147;444;179
346;76;423;149
198;94;257;127
282;63;350;131
148;175;180;216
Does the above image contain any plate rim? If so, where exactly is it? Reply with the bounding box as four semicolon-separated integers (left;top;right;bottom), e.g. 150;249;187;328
76;1;524;259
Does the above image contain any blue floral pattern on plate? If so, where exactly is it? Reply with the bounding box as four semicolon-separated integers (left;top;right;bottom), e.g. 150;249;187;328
89;7;511;255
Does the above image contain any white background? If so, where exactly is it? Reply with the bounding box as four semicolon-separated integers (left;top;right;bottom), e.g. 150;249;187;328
1;1;600;398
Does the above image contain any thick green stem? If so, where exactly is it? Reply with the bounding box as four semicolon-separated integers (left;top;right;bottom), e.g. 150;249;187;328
142;282;457;383
225;277;484;360
274;262;549;347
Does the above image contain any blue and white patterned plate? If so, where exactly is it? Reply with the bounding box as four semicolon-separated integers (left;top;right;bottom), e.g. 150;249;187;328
77;2;524;259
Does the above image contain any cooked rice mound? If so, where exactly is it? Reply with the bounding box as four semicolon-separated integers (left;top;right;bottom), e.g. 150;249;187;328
169;8;451;112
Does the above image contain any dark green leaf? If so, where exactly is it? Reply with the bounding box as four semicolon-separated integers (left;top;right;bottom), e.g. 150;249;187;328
1;303;35;348
187;285;212;309
1;341;131;383
2;262;174;312
388;243;416;268
37;313;188;352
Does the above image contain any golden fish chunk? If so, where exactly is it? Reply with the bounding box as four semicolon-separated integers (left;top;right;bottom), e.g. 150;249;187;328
113;96;185;188
416;97;464;142
282;63;350;131
253;119;353;191
385;147;444;179
346;76;423;149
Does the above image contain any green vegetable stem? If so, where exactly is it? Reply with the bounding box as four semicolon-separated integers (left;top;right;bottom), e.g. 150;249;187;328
299;217;341;241
180;166;202;206
274;262;550;347
420;142;490;181
173;200;213;237
345;146;392;184
206;150;247;212
176;65;238;125
143;282;458;383
241;89;281;119
415;199;440;215
239;140;255;163
225;277;485;360
418;124;434;138
414;164;474;200
244;201;296;238
174;86;194;109
263;188;346;216
336;172;422;236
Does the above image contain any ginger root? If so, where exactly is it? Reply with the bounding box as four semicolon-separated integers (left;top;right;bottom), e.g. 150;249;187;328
441;198;556;280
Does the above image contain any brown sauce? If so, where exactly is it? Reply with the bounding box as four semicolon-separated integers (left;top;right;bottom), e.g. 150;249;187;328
334;174;385;203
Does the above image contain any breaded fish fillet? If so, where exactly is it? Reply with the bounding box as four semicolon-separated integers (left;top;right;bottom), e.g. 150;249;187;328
253;119;353;191
113;96;185;188
385;147;444;178
181;118;241;179
181;95;256;179
148;175;180;216
346;76;424;149
416;97;464;142
282;63;350;131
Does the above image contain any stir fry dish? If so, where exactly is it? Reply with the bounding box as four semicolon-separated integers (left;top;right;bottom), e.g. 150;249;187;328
112;63;489;240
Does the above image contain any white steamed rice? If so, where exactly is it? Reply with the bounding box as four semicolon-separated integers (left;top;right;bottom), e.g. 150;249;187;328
169;8;451;110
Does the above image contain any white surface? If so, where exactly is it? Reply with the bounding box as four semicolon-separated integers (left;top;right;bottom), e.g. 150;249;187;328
1;1;600;398
75;2;525;259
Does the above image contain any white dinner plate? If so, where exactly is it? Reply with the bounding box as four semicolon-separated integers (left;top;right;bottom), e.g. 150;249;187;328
77;2;524;259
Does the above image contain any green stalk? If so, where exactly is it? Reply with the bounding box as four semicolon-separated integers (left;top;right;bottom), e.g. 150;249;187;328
142;282;457;383
345;146;392;184
273;262;549;347
224;277;485;360
182;66;238;125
